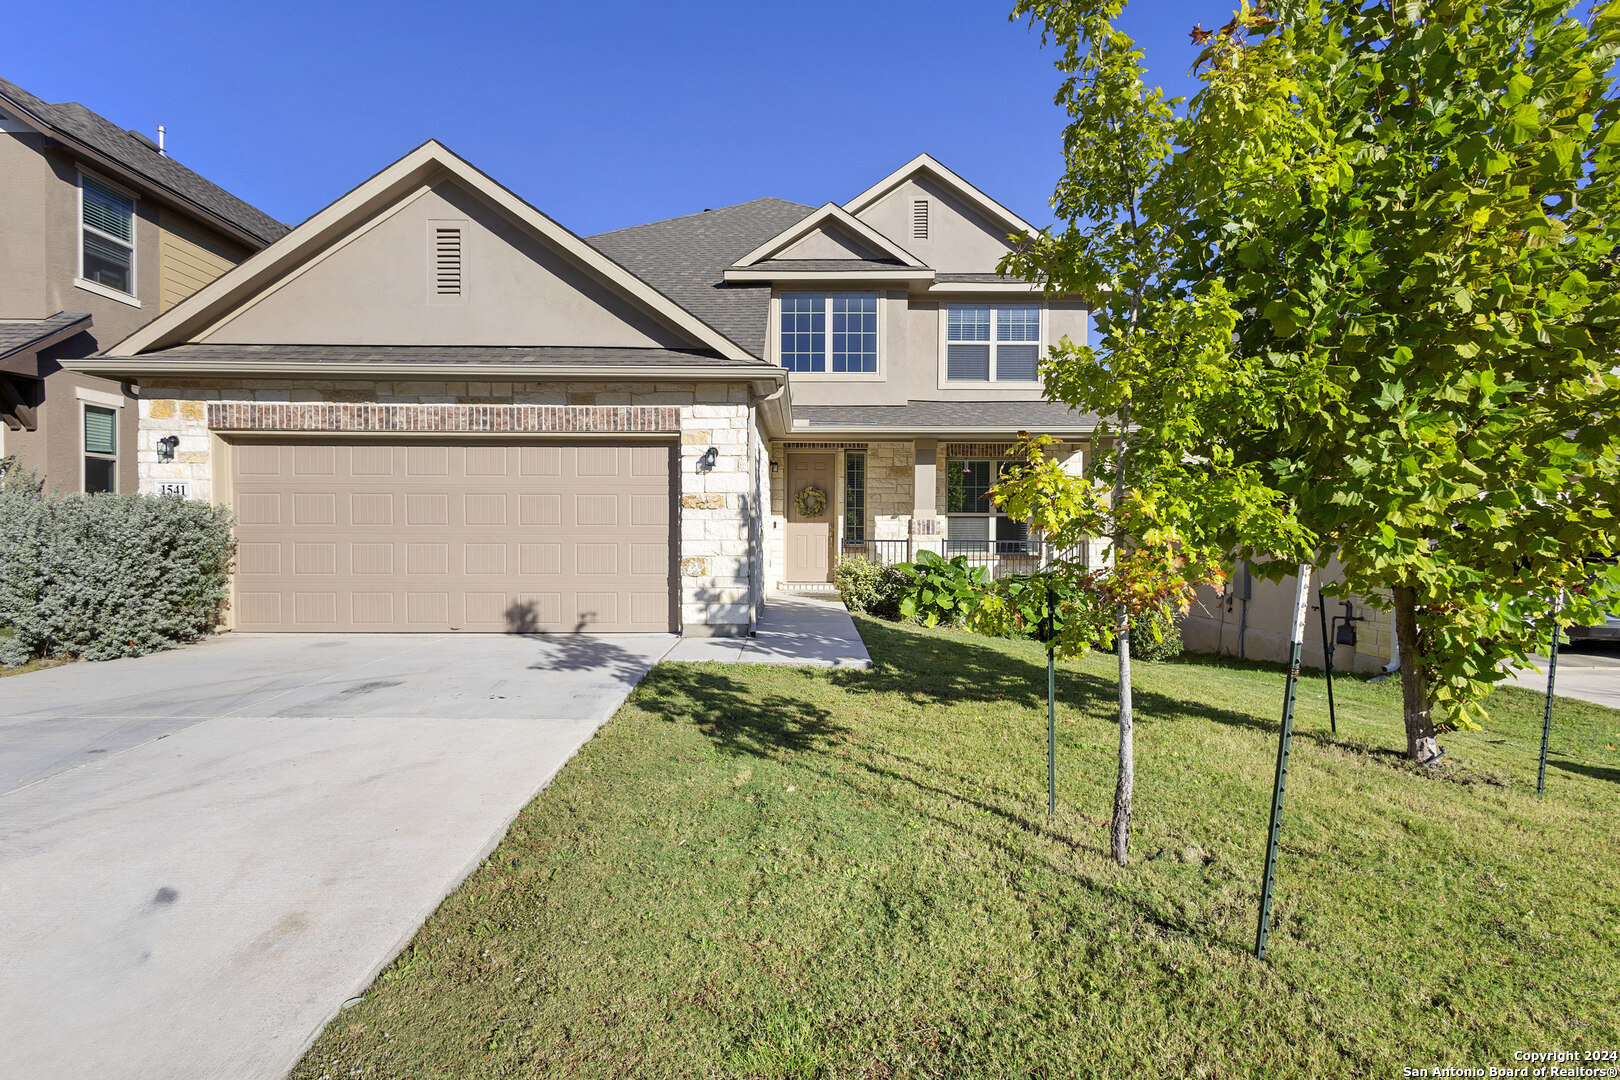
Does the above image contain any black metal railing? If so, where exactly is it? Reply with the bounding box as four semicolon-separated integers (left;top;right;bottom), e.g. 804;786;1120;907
840;538;1092;578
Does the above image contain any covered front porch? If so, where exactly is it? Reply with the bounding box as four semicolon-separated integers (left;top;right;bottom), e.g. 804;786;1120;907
766;435;1096;589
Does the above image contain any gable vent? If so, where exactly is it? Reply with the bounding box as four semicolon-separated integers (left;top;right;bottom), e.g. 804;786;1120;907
913;199;929;240
434;226;462;296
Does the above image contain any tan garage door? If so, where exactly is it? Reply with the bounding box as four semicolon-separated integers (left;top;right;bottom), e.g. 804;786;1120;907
230;440;674;633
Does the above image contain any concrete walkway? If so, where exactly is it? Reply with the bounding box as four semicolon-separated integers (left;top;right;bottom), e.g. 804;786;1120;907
666;591;872;669
1507;643;1620;710
0;631;672;1080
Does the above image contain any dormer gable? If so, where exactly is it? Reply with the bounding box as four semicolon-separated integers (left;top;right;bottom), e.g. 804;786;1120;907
844;154;1035;275
729;203;924;269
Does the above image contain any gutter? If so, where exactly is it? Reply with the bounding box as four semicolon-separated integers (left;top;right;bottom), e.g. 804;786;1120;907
59;358;790;383
788;424;1097;438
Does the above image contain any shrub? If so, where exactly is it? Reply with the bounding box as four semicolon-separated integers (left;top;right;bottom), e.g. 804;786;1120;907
1125;610;1184;662
833;556;905;619
972;570;1182;659
0;483;236;667
893;550;991;627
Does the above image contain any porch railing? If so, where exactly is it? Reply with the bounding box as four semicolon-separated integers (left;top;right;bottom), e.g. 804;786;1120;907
840;537;1094;579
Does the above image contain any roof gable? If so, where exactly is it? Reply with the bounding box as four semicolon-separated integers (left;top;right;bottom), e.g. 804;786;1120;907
731;203;923;269
110;142;761;362
843;153;1035;238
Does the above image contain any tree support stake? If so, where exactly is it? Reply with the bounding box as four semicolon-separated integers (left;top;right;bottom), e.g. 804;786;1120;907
1537;589;1564;797
1255;563;1313;961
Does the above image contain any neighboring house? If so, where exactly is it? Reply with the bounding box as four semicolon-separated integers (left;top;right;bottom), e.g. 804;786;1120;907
66;141;1096;638
0;76;287;492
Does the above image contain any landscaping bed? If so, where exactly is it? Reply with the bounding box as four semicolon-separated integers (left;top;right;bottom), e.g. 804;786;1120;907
294;618;1620;1079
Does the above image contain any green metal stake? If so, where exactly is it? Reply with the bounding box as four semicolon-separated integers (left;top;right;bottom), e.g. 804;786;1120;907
1046;578;1056;816
1317;589;1337;735
1255;564;1313;961
1537;589;1564;797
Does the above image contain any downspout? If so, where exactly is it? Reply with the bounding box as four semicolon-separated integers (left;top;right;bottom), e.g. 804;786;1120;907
747;380;789;634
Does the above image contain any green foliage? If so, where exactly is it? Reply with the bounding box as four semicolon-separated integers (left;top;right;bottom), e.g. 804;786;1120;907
0;485;236;667
1164;0;1620;734
832;556;903;620
1125;610;1183;662
972;569;1182;659
0;454;43;497
891;550;990;627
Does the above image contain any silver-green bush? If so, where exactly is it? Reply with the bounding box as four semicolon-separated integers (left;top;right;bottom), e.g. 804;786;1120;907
0;459;235;667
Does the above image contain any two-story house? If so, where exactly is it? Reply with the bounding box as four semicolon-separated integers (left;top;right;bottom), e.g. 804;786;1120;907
65;141;1096;639
0;76;287;492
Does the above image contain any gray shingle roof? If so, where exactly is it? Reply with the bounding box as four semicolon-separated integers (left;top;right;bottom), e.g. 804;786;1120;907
588;198;815;359
120;343;761;370
748;258;914;272
0;313;92;359
0;76;288;247
793;399;1100;432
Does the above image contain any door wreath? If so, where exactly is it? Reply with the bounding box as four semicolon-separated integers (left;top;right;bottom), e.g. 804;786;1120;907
794;485;828;518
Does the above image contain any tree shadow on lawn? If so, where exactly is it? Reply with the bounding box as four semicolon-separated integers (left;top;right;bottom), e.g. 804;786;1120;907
636;664;847;759
1550;756;1620;785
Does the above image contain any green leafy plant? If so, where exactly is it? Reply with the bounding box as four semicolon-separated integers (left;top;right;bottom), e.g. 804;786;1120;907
832;556;904;619
892;550;990;627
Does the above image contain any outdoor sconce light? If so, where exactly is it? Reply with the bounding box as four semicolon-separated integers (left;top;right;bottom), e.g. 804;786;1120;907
769;459;781;476
697;446;719;473
157;435;180;462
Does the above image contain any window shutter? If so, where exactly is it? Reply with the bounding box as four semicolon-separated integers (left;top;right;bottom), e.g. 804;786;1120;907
434;227;462;296
84;406;116;455
913;199;928;240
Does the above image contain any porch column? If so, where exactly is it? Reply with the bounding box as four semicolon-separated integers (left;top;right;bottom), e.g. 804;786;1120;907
911;439;943;557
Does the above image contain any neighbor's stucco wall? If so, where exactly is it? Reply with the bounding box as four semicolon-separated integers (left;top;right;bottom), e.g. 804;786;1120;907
136;377;759;636
1181;559;1397;674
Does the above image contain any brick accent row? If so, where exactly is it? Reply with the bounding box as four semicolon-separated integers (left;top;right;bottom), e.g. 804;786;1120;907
205;402;682;433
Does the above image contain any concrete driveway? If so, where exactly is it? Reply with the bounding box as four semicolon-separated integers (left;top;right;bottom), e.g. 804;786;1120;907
0;631;673;1080
1508;641;1620;710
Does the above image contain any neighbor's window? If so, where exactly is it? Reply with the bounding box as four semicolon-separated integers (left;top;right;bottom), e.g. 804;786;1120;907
84;404;116;493
81;175;136;295
844;451;866;542
780;292;878;373
946;458;1030;551
945;304;1040;382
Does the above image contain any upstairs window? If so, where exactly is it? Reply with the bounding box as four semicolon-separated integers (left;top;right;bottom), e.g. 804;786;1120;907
81;175;136;296
946;304;1041;382
780;292;878;373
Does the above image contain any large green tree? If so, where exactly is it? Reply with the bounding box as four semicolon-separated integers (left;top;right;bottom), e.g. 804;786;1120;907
1174;0;1620;760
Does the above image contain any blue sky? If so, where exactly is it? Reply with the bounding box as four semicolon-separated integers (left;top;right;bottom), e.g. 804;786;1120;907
6;0;1216;236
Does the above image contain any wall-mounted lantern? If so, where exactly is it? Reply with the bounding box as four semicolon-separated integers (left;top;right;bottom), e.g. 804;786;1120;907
157;435;180;462
769;459;781;476
697;446;718;473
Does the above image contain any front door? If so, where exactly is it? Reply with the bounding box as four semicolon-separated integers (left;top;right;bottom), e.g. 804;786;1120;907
785;453;834;582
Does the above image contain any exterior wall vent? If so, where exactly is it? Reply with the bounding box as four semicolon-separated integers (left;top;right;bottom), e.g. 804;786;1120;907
913;199;929;240
433;226;462;296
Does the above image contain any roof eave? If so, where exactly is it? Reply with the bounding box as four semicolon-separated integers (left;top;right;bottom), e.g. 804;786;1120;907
58;356;786;382
0;314;94;368
723;269;936;284
788;423;1097;438
0;89;278;250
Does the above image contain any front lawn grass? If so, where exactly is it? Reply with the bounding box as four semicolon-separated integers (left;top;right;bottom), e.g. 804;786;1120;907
295;618;1620;1079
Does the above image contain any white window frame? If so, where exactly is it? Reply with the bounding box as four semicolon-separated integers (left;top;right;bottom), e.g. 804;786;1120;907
771;291;885;380
938;303;1043;385
75;168;142;308
81;401;119;494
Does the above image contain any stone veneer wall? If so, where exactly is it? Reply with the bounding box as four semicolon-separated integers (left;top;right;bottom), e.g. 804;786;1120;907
765;441;916;586
137;378;756;636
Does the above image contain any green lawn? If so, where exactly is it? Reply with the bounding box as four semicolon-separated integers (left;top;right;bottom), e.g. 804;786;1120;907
294;618;1620;1079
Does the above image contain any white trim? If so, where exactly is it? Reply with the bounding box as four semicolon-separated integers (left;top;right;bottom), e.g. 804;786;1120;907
107;140;756;362
937;302;1044;389
0;109;31;134
725;267;934;284
731;203;927;268
61;357;784;382
74;386;126;409
844;154;1036;238
75;277;143;308
926;281;1045;295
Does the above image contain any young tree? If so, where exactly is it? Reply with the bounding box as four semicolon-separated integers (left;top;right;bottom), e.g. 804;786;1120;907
991;0;1307;865
1173;0;1620;760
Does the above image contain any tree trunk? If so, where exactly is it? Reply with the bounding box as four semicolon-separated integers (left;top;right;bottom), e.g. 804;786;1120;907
1391;585;1441;764
1110;405;1133;866
1113;602;1134;865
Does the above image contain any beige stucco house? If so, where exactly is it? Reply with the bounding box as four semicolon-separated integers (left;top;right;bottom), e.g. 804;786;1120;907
66;141;1097;638
0;76;287;493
